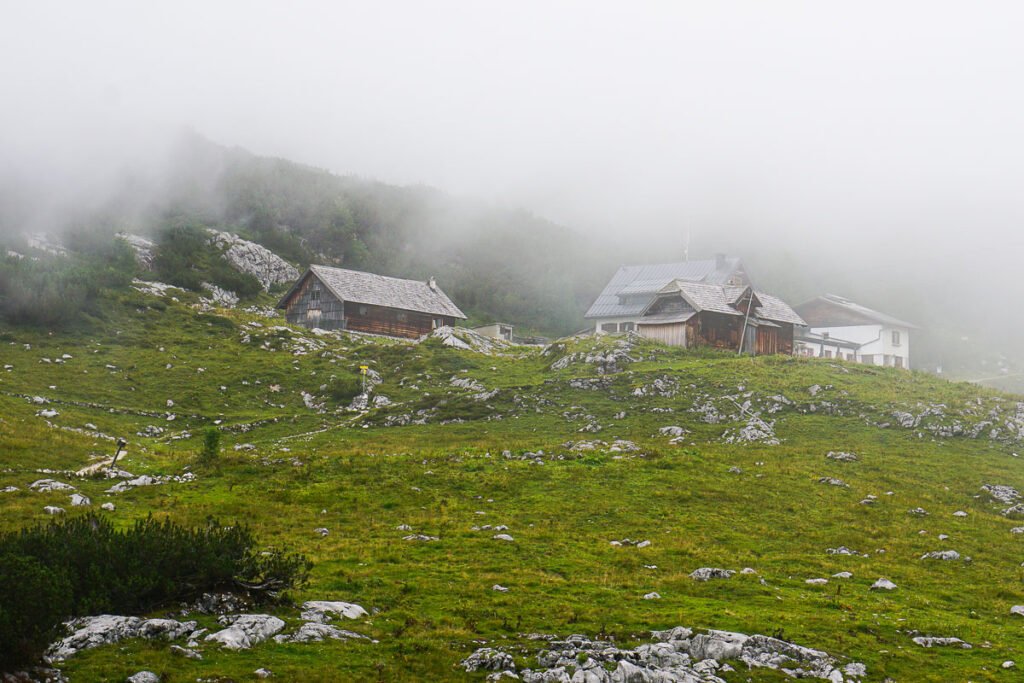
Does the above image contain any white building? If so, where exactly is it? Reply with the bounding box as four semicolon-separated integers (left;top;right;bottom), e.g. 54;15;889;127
794;294;916;369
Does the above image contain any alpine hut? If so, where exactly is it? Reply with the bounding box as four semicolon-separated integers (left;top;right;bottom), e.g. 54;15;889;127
277;265;466;338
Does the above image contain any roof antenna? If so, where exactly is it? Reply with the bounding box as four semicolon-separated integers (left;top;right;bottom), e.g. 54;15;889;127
683;227;690;262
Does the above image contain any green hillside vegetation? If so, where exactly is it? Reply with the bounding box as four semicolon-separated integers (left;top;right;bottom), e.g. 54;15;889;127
1;286;1023;681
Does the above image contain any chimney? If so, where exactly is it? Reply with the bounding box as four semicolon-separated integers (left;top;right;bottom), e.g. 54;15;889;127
427;276;437;291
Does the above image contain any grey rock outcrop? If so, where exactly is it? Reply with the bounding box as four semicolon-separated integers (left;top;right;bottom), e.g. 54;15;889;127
47;615;196;660
460;627;865;682
207;229;299;290
273;622;371;643
299;600;368;623
204;614;285;650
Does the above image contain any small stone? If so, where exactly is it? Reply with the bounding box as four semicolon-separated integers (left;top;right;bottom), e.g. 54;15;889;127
636;540;651;548
805;578;828;585
920;550;960;561
832;571;853;579
1003;660;1016;669
101;502;115;511
492;585;509;592
44;506;65;515
254;668;273;678
870;577;897;590
70;493;91;506
690;567;734;581
169;644;202;660
953;510;967;517
1010;605;1024;617
642;592;661;600
493;534;514;542
126;672;159;683
314;527;329;537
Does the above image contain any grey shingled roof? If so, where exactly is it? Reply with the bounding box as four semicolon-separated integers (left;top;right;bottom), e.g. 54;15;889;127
667;280;745;316
279;265;466;318
755;292;806;326
584;258;744;318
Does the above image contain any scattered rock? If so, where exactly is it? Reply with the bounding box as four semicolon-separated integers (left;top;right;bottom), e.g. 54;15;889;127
69;493;90;507
826;451;858;462
101;502;115;511
870;578;897;590
126;672;159;683
44;506;65;515
492;585;509;592
912;636;971;648
169;644;202;660
981;484;1020;505
805;578;828;585
952;510;967;517
920;550;961;561
314;527;329;537
493;533;515;542
273;622;371;644
30;479;75;492
204;614;285;650
254;668;274;678
1010;605;1024;617
690;568;735;581
818;477;848;487
404;534;439;542
461;627;864;681
299;601;368;623
642;592;661;600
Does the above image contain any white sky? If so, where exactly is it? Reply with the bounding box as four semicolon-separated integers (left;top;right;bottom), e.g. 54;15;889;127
2;1;1023;268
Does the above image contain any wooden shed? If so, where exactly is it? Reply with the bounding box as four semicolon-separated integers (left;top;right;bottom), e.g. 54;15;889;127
635;280;804;354
276;265;466;338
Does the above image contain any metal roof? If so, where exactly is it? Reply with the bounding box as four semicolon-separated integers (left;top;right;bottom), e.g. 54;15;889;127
277;265;466;318
797;294;915;329
584;258;745;318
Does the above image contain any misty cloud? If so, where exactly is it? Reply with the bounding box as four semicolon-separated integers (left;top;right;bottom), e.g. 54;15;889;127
1;2;1022;368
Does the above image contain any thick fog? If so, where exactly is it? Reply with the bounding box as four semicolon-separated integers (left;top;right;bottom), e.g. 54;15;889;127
2;2;1022;364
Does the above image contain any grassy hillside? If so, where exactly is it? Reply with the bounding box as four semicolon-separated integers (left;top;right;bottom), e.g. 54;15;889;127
1;286;1024;681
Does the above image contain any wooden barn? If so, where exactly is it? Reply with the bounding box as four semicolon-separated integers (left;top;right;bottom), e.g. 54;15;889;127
635;280;805;354
276;265;466;338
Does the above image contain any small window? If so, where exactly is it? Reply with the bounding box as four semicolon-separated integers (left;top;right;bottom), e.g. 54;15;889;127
397;311;408;322
600;323;616;333
620;322;635;332
358;305;368;316
309;288;320;301
860;354;873;365
891;330;901;345
846;353;855;361
823;350;833;359
894;356;904;369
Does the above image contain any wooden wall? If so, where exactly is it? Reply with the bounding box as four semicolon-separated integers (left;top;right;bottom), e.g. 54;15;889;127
345;302;456;339
283;273;345;329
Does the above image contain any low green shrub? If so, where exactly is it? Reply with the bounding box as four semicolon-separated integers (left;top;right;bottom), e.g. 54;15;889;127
199;427;221;465
0;553;73;670
0;514;311;670
326;374;363;402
